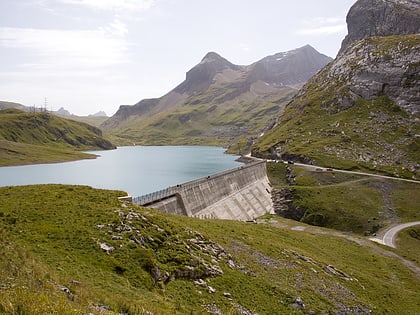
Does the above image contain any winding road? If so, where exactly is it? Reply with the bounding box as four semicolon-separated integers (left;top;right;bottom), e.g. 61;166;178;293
370;222;420;248
294;163;420;184
286;162;420;249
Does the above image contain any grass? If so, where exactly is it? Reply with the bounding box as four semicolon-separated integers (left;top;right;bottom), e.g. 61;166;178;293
0;109;115;166
0;184;419;314
395;227;420;265
253;34;420;180
267;162;420;235
104;83;296;148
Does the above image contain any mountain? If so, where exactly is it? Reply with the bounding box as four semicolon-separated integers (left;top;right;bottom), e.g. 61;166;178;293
0;109;115;166
0;100;27;111
339;0;420;54
54;107;72;116
101;46;332;146
90;110;108;117
252;0;420;180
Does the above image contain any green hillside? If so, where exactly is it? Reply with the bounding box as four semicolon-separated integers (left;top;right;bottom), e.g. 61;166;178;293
267;162;420;236
0;109;115;166
252;35;420;179
0;184;419;314
106;87;295;147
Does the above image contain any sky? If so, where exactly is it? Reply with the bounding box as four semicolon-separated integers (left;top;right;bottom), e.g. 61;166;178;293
0;0;356;116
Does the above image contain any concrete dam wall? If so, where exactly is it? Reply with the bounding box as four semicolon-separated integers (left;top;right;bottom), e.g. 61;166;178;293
133;161;274;221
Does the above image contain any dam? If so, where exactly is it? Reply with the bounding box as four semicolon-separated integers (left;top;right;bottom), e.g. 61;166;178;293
132;160;274;220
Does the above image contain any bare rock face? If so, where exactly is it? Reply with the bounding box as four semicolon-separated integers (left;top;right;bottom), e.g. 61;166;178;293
325;0;420;115
248;45;332;87
174;52;241;94
339;0;420;54
322;35;420;115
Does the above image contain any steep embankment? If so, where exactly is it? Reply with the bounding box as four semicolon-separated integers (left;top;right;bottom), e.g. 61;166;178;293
0;184;419;314
101;46;331;147
253;0;420;179
0;109;115;166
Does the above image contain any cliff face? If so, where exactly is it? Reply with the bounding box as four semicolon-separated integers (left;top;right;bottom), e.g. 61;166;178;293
339;0;420;54
331;0;420;115
307;35;420;115
253;0;420;179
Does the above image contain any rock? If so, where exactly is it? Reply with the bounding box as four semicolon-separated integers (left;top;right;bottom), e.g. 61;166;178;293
193;279;208;288
99;243;114;254
151;266;161;282
325;264;353;281
234;304;258;315
272;188;305;221
129;234;146;247
114;210;125;217
223;292;232;299
208;286;216;293
204;303;223;315
70;280;81;286
60;286;73;300
339;0;420;54
291;297;305;310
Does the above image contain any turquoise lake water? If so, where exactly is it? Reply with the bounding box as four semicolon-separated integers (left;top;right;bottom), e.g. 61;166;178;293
0;146;241;197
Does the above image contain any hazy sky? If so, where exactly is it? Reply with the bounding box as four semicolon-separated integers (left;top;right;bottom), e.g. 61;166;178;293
0;0;356;116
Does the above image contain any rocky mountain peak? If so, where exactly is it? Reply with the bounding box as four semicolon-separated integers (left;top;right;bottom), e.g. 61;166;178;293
200;51;226;63
248;45;332;87
174;52;240;94
339;0;420;54
89;111;108;117
54;107;71;116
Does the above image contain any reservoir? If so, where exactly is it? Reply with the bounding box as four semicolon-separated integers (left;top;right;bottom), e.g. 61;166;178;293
0;146;241;197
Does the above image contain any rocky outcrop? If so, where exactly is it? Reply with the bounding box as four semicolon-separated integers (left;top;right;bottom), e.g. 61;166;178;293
96;207;244;286
311;34;420;115
327;0;420;114
339;0;420;54
272;188;306;221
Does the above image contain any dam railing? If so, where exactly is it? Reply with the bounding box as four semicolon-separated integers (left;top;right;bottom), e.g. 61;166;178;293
132;160;265;206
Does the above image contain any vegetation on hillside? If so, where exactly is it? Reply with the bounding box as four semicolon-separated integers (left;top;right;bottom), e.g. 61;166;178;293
0;109;115;166
0;184;419;314
267;162;420;236
105;87;295;148
252;35;420;180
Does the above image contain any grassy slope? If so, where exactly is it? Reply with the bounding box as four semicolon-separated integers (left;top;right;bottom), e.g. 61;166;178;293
253;35;420;179
396;227;420;265
105;85;296;147
0;184;419;314
0;109;115;166
267;162;420;235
